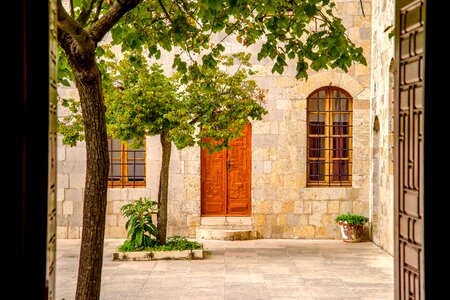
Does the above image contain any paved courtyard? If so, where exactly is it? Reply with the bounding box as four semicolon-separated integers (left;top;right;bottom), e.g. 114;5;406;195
56;238;394;300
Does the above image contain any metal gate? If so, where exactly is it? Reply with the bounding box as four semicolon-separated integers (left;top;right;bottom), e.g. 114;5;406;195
394;0;425;299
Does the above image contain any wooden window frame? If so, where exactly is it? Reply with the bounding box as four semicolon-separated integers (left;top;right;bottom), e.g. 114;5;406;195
307;86;353;187
108;137;146;188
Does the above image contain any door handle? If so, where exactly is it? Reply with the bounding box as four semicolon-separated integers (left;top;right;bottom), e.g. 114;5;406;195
226;159;231;171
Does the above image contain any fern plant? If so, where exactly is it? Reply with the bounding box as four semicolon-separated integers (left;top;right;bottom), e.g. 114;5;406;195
119;197;159;251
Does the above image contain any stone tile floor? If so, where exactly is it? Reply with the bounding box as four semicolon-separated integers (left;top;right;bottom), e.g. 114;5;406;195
56;239;394;300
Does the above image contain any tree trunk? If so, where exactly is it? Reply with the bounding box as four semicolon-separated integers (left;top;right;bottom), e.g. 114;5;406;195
157;131;172;244
73;63;109;300
55;2;144;299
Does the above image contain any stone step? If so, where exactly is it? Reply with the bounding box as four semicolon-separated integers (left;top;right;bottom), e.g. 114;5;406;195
196;226;256;241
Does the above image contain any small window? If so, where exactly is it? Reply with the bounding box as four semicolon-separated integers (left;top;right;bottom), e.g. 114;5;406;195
108;138;146;188
307;87;353;186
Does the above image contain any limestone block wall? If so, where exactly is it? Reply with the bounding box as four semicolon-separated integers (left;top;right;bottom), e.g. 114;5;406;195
249;70;371;239
56;85;85;239
370;0;395;255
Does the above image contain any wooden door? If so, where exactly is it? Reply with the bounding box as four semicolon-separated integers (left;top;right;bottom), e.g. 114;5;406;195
201;124;252;216
394;0;425;299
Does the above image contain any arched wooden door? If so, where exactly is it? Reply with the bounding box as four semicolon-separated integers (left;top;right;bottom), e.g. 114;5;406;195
201;124;252;216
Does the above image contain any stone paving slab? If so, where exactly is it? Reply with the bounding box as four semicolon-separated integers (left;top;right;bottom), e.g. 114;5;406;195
56;239;394;300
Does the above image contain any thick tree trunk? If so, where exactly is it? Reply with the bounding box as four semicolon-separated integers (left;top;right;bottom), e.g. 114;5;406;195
157;131;172;244
73;64;109;300
56;2;144;299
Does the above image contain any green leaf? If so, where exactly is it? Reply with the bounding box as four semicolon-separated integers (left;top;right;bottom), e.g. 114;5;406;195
271;62;283;74
304;4;317;18
202;54;217;69
207;0;222;11
119;197;159;247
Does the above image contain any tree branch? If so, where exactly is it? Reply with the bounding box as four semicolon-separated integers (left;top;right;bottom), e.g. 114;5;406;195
87;0;142;44
69;0;75;18
57;0;91;52
157;0;172;24
57;0;143;52
77;0;97;26
93;0;105;23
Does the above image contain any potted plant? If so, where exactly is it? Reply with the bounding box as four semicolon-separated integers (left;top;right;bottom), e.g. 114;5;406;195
335;213;369;242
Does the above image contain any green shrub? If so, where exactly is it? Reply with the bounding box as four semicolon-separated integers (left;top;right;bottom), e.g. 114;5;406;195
118;197;159;251
152;236;203;251
117;197;203;252
118;235;202;252
335;213;369;225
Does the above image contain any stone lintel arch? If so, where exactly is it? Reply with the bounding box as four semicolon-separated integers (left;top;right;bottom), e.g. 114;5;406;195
295;71;366;100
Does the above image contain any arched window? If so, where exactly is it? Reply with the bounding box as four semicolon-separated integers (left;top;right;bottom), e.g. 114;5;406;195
108;137;146;188
307;87;353;186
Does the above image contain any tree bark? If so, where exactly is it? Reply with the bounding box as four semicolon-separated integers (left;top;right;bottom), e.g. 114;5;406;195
157;131;172;244
57;13;109;297
73;62;109;300
56;1;143;299
58;16;109;299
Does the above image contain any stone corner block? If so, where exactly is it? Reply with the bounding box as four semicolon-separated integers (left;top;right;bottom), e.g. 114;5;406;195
191;249;204;259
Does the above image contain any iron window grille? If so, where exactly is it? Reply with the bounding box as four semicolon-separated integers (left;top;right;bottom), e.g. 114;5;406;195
108;137;146;188
307;86;353;187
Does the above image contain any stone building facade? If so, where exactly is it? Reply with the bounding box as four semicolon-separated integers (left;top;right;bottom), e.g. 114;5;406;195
56;0;395;254
369;0;395;255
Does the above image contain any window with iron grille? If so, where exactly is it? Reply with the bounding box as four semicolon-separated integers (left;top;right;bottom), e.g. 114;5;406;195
108;138;146;188
307;87;352;186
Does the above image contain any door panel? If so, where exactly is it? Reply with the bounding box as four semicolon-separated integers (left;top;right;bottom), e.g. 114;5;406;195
201;124;252;216
394;1;425;299
227;125;252;215
201;148;227;215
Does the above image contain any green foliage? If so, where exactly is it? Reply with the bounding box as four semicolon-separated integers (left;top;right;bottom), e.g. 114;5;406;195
104;49;268;154
335;213;369;225
117;236;202;252
57;97;84;146
104;49;185;148
151;236;203;251
119;197;159;251
57;45;74;87
117;197;203;253
117;239;158;252
159;1;362;80
183;52;268;153
58;0;367;90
